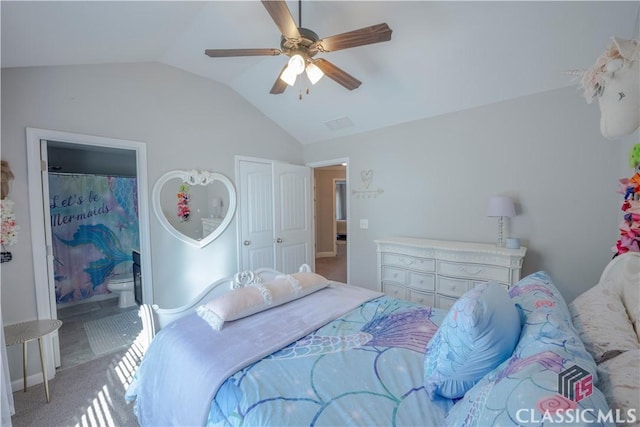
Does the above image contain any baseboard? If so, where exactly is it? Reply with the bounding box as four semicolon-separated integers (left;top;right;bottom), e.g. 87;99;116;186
11;372;50;393
316;251;336;258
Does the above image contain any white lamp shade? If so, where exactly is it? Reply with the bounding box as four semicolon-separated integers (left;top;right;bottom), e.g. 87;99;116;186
305;62;324;84
287;54;305;75
280;66;298;86
487;196;515;217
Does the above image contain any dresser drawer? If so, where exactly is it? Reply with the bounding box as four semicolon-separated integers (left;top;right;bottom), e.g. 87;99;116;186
381;266;407;284
438;260;509;283
437;276;470;298
408;272;435;291
436;295;458;311
408;289;435;307
382;253;435;272
383;283;407;300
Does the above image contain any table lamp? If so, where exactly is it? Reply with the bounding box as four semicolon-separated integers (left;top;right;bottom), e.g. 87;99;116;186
487;196;515;246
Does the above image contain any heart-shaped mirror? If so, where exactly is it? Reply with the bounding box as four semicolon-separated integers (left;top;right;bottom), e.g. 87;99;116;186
152;170;236;248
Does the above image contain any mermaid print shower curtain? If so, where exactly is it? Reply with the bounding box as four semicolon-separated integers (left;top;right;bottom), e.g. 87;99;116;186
49;174;139;304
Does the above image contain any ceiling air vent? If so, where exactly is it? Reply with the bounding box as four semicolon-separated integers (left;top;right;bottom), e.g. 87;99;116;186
324;116;354;131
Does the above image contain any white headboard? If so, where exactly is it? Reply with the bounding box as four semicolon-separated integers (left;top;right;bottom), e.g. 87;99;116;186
149;267;280;330
147;264;314;332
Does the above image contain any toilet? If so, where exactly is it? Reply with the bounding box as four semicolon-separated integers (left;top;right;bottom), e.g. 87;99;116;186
107;273;136;308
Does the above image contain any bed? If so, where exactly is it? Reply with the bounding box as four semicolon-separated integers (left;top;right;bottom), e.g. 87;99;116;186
126;263;623;426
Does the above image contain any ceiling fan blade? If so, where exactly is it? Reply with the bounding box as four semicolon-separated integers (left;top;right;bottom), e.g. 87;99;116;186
314;23;392;52
205;48;281;57
312;58;361;90
261;0;301;41
270;64;289;94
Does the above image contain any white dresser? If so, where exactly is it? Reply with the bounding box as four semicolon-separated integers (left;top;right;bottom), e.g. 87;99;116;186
375;237;526;310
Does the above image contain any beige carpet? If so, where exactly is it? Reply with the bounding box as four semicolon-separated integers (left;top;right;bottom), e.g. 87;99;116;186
11;341;143;427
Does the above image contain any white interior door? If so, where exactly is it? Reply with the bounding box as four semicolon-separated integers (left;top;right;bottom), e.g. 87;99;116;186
237;158;313;273
238;160;275;271
273;163;313;274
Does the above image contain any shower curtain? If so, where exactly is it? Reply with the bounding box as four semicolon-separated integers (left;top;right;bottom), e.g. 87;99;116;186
49;174;139;305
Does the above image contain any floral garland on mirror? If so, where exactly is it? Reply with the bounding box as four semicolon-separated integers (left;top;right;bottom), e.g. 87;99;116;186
177;184;191;222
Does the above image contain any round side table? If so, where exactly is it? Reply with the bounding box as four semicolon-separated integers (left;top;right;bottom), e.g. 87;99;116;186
4;319;63;403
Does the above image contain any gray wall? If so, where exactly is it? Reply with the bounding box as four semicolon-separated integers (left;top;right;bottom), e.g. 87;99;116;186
304;87;638;304
1;62;303;380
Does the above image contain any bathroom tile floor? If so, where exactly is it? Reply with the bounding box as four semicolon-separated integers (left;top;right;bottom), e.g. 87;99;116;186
57;297;137;370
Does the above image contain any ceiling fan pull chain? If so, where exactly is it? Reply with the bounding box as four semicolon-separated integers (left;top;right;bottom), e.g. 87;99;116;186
298;87;310;101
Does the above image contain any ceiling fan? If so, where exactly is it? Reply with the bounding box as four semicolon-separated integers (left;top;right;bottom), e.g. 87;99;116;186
204;0;392;94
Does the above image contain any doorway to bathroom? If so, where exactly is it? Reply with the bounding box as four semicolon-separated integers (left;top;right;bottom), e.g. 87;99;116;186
26;128;153;375
47;142;142;369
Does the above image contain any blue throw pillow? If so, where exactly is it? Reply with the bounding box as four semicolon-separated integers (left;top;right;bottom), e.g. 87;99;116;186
508;271;572;327
423;282;521;399
445;309;604;426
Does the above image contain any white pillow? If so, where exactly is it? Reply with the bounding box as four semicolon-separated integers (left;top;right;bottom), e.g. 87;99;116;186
197;272;329;330
618;262;640;339
569;284;639;363
596;349;640;416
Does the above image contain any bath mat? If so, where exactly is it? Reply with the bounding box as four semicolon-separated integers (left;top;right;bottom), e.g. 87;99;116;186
84;310;142;356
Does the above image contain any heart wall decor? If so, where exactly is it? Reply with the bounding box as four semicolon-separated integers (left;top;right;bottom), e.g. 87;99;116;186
361;170;373;189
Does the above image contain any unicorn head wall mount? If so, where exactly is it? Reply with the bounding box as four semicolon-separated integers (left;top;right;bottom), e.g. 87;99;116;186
568;37;639;140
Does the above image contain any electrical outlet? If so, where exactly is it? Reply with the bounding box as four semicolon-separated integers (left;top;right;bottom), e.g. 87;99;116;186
360;219;368;229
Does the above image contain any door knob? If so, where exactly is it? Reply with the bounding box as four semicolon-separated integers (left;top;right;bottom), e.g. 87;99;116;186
243;240;251;246
275;238;283;243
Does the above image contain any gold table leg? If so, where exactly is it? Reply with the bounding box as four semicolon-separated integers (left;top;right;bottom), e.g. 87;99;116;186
38;337;50;403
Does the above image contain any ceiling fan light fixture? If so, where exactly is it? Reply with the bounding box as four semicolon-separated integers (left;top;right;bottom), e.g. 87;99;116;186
305;62;324;85
287;54;306;75
280;66;298;86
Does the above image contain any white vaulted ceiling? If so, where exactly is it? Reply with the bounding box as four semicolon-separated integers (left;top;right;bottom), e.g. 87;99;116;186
2;1;638;144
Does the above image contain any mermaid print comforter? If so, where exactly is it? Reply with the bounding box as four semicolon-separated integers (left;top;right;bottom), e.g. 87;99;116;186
206;296;453;426
129;271;615;426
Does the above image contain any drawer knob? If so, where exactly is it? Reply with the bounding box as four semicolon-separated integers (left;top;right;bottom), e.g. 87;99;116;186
400;258;415;265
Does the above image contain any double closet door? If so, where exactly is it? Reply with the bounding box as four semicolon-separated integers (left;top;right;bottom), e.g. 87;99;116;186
237;158;313;274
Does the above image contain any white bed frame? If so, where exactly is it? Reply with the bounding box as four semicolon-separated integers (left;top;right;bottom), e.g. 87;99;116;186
139;265;313;340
